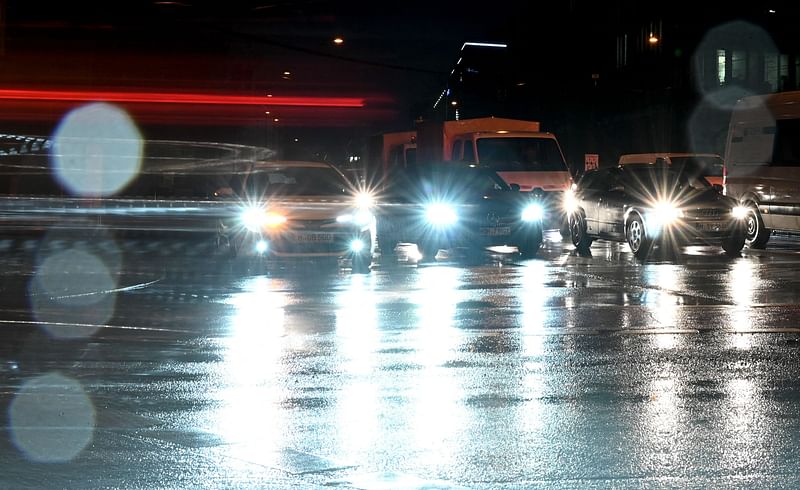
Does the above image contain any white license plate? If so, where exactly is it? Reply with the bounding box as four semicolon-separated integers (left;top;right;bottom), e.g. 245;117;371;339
694;222;721;232
481;226;511;237
293;233;334;243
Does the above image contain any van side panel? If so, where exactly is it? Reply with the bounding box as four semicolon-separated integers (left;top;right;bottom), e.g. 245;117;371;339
724;91;800;231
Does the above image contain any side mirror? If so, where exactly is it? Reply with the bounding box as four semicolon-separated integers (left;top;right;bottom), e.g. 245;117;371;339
531;187;545;198
712;184;724;193
213;186;234;198
509;183;521;192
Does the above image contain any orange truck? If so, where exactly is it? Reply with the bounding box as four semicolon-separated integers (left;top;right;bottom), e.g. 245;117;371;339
415;117;572;231
366;130;417;183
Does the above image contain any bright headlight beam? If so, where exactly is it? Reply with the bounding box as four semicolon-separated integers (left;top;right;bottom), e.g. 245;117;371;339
425;203;458;226
241;207;266;232
563;189;578;214
648;202;684;227
521;203;544;222
732;206;748;219
355;192;375;208
264;212;287;227
241;208;286;231
350;239;365;252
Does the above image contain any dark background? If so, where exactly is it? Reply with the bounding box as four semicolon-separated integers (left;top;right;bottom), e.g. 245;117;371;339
0;1;798;169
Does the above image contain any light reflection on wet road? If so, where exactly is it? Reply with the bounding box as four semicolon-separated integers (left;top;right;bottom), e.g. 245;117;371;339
4;231;800;488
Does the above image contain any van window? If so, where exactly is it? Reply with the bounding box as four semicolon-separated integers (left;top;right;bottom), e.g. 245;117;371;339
771;119;800;166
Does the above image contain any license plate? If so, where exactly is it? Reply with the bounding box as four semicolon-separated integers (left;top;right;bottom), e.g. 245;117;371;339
293;233;334;243
694;222;720;232
481;226;511;237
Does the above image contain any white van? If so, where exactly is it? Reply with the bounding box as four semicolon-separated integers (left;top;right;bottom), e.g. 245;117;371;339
724;90;800;247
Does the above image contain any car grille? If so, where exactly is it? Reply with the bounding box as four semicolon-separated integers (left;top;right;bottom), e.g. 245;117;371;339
483;212;516;227
685;208;722;220
289;219;339;230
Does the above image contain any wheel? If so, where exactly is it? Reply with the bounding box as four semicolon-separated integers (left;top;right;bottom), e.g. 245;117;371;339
518;227;543;258
559;216;571;239
722;222;746;257
744;203;770;249
351;252;371;274
626;214;652;258
418;241;440;263
569;212;593;252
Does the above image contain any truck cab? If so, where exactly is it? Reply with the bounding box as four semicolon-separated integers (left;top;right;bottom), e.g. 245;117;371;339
417;117;572;232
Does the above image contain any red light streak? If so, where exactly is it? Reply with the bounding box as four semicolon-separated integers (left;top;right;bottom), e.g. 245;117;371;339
0;89;365;108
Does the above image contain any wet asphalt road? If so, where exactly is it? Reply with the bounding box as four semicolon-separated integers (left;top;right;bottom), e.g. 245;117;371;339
4;231;800;488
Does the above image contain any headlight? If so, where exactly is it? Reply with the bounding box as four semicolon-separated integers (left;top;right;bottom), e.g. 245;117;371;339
648;202;684;226
337;210;374;226
349;239;365;253
425;203;458;226
563;188;578;214
241;207;286;232
521;203;544;222
355;191;375;209
241;207;265;232
732;206;748;219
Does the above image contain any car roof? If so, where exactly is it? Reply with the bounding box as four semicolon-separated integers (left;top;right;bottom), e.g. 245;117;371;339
250;160;336;169
618;153;721;164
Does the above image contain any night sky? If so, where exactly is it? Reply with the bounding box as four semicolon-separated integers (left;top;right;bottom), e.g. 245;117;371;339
0;1;798;162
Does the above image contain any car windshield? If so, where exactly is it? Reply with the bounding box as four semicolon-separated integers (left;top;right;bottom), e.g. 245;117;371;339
476;137;568;172
622;166;713;196
242;166;349;197
669;156;724;177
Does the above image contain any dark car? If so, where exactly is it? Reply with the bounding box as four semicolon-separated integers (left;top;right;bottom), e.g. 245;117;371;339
566;164;748;258
376;164;544;262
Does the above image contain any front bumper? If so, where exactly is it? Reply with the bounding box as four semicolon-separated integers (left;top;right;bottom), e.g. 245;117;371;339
240;231;371;257
417;220;541;250
647;218;744;246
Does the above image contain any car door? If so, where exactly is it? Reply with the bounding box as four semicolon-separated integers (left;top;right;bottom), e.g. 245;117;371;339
599;173;627;238
577;170;609;235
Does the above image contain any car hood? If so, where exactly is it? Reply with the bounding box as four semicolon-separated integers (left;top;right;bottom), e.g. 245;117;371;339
248;195;357;221
628;189;734;209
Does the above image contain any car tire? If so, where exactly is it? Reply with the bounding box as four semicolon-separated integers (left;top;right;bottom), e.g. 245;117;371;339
723;222;747;257
351;252;371;274
569;212;593;252
519;227;543;258
626;214;653;259
559;217;571;239
744;203;770;249
418;241;440;263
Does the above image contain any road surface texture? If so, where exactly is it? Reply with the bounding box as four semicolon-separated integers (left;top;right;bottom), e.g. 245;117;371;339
3;230;800;489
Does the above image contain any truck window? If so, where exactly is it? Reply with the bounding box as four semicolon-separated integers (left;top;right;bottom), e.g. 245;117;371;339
771;119;800;166
405;148;416;168
462;141;475;162
451;140;463;160
476;137;567;172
